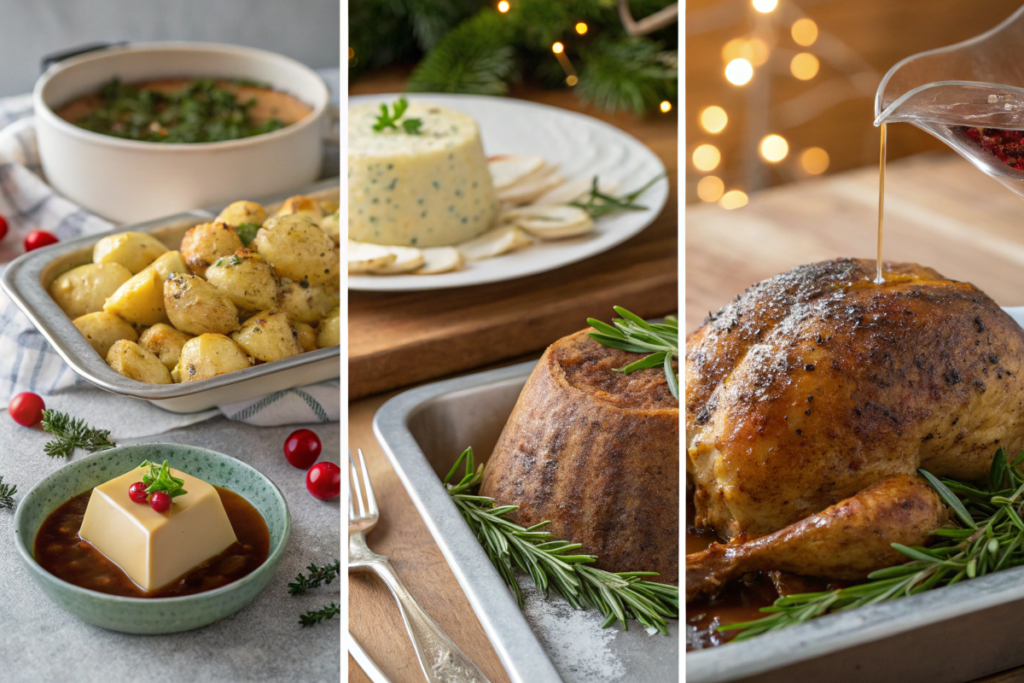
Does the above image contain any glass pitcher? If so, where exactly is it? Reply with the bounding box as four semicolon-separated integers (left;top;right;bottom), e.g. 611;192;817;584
875;5;1024;199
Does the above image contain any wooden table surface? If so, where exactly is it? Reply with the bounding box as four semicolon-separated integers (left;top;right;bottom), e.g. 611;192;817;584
687;151;1024;683
348;76;678;682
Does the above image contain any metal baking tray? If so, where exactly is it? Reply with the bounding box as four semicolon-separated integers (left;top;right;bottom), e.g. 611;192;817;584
373;360;679;683
0;178;339;413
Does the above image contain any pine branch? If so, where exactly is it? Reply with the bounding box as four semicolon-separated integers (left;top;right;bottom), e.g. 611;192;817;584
407;10;518;96
576;37;677;115
0;476;17;510
41;410;116;459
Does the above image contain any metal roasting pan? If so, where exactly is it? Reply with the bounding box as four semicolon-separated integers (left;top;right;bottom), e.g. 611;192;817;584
373;360;679;683
0;178;340;414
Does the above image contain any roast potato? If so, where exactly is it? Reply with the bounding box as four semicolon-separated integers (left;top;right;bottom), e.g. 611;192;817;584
106;340;173;384
146;250;188;280
93;232;168;274
317;306;341;348
216;200;267;228
138;323;192;370
252;215;339;286
319;211;340;245
231;310;303;362
73;312;138;357
294;321;317;352
174;333;253;382
50;262;132;318
164;273;240;335
103;268;167;326
204;249;279;312
276;195;324;222
276;279;338;324
179;221;244;277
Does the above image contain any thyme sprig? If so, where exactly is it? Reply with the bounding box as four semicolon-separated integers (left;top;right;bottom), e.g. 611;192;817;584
445;447;678;634
288;560;341;595
719;448;1024;641
570;173;664;219
0;476;17;510
372;98;422;135
300;602;340;627
587;307;679;398
41;410;116;459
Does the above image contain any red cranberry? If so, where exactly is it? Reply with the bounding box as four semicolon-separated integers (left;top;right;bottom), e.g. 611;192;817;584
0;215;7;241
284;429;322;469
128;482;149;504
306;462;341;500
24;230;58;252
149;491;171;513
8;392;45;426
965;127;981;140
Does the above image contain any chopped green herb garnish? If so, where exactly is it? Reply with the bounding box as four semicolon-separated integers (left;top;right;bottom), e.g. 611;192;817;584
299;602;339;627
236;222;261;246
288;560;341;595
0;476;17;510
41;410;116;459
214;254;243;268
139;460;188;498
372;98;422;135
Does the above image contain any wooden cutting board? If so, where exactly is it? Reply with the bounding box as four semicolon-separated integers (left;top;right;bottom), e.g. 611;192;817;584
348;80;679;399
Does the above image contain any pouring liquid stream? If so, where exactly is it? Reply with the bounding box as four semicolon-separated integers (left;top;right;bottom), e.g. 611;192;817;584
875;123;887;285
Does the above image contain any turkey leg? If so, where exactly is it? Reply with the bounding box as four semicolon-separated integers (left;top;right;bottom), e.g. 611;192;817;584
686;474;949;601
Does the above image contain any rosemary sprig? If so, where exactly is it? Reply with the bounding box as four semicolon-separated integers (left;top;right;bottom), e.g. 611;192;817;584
41;410;116;459
0;476;17;510
372;98;422;135
587;307;679;399
570;173;665;219
445;447;678;634
299;602;340;627
139;460;188;498
288;560;341;595
718;448;1024;641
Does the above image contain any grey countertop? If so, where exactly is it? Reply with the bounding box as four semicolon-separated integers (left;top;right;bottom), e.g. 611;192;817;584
0;415;340;682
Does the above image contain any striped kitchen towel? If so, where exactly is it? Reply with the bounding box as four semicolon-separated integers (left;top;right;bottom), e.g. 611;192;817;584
0;92;338;436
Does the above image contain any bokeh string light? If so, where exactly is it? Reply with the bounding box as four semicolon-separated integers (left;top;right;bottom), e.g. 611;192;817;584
693;144;722;172
701;106;728;133
498;1;510;13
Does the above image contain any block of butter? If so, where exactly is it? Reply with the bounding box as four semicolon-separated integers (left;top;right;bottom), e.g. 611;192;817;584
79;465;237;592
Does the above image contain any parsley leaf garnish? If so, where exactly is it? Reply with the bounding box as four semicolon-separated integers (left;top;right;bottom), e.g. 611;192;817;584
372;98;422;135
139;460;188;498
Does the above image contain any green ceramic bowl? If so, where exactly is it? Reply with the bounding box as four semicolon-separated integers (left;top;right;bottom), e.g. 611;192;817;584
13;443;290;634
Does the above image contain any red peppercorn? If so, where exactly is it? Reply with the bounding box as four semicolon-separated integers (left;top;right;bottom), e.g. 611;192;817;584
8;392;45;426
128;482;149;504
306;462;341;500
149;491;171;513
0;215;7;241
284;429;322;469
24;230;58;252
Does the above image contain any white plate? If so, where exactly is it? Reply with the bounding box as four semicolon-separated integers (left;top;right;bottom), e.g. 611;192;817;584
347;93;669;291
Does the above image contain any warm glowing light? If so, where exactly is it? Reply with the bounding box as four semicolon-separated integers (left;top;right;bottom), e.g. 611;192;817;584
701;106;728;134
660;100;672;113
753;0;778;13
792;18;818;46
497;0;510;12
722;38;745;62
552;42;564;54
719;190;749;210
566;74;579;86
790;53;820;80
760;134;789;162
348;47;355;59
697;176;725;202
722;38;768;66
801;147;830;175
725;58;753;86
692;144;721;172
575;22;588;35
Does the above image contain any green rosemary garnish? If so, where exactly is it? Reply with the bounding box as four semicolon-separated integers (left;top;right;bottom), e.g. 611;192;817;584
288;560;341;595
445;447;678;633
570;173;665;219
41;410;116;459
587;307;679;399
372;98;422;135
139;460;188;498
236;223;260;246
0;476;17;510
299;602;340;627
719;448;1024;641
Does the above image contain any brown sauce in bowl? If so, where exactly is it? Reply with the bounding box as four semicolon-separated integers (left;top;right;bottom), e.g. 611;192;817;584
34;486;270;598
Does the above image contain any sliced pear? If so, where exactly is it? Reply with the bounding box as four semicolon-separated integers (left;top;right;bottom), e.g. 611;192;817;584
458;225;534;261
533;177;621;206
488;155;546;190
511;205;595;239
414;247;463;275
374;246;425;274
348;242;397;273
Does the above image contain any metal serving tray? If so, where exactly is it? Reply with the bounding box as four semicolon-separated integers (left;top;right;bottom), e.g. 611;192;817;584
373;360;679;683
0;179;340;413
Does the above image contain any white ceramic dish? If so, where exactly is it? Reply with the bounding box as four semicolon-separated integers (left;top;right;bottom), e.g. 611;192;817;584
347;93;669;291
34;42;331;223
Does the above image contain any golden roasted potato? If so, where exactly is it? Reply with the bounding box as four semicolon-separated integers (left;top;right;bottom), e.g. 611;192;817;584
103;268;167;326
106;340;172;384
252;215;339;286
73;312;138;357
146;250;188;280
93;232;168;274
231;310;303;362
138;323;192;370
276;279;338;324
204;249;279;312
317;307;340;348
318;211;340;245
164;273;240;335
174;333;253;382
294;321;317;352
216;201;267;229
276;195;324;223
50;262;132;318
179;221;244;277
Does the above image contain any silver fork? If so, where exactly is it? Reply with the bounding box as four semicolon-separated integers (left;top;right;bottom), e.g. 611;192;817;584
349;449;492;683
